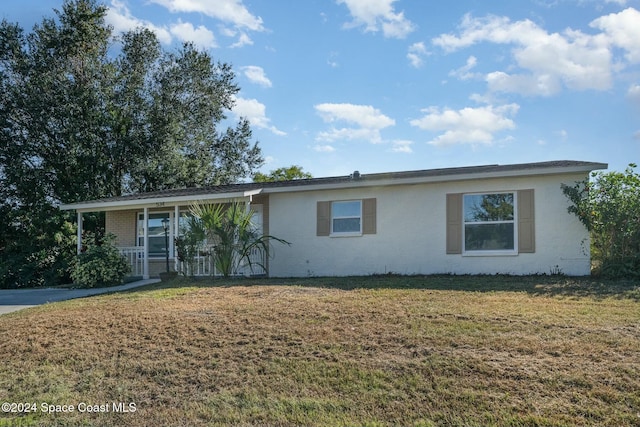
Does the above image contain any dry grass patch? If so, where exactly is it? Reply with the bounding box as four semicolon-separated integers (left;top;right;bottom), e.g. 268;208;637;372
0;276;639;426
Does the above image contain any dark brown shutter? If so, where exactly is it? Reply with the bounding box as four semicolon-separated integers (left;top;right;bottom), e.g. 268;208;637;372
446;193;463;254
362;198;376;235
517;189;535;253
316;201;330;236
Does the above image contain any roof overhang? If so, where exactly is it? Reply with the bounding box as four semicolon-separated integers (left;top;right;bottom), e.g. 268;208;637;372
61;189;263;213
59;161;607;213
261;162;608;195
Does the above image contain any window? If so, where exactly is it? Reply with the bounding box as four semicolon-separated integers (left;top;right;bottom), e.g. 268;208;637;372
317;199;376;237
463;193;516;252
250;205;264;236
331;200;362;234
447;190;534;255
137;212;175;258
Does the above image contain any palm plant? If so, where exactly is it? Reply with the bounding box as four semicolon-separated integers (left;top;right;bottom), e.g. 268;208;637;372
187;201;289;277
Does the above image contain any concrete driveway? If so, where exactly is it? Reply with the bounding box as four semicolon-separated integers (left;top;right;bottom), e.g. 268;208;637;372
0;279;160;315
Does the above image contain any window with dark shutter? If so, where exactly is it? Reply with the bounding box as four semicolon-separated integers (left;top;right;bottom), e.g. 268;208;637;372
446;190;535;254
517;189;535;253
316;201;330;236
446;193;463;254
317;198;377;236
362;198;376;235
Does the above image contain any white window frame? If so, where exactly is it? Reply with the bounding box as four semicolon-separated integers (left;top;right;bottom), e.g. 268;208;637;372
330;200;362;237
250;204;263;236
137;211;177;259
462;192;518;256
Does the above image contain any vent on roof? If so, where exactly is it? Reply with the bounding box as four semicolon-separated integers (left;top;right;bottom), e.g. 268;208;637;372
352;170;361;180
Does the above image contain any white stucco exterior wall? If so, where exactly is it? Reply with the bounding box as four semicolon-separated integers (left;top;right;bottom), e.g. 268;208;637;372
267;172;591;277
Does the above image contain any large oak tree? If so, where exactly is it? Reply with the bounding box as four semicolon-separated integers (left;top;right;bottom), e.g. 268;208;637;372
0;0;263;287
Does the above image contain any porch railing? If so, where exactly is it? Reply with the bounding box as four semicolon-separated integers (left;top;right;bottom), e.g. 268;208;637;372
240;246;268;277
118;247;145;277
178;245;217;277
176;245;267;277
118;246;266;278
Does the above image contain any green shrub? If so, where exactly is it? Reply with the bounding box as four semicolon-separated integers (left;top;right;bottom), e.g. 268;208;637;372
175;233;202;278
562;163;640;278
71;233;130;288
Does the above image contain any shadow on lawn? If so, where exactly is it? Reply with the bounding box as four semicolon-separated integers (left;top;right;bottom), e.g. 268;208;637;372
128;274;640;301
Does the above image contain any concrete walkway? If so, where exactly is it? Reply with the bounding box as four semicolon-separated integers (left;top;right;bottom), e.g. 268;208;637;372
0;279;161;315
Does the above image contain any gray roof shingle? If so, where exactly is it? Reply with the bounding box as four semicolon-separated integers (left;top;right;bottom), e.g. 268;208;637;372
62;160;606;208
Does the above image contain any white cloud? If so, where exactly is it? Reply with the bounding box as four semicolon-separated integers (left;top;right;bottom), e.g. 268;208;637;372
107;1;218;48
433;14;547;52
241;66;272;88
228;31;254;48
313;145;336;153
628;84;640;103
315;103;395;128
486;72;562;96
106;0;172;44
468;92;494;104
432;12;623;96
591;8;640;64
219;27;236;38
316;127;384;143
407;42;429;68
391;140;413;153
170;20;216;49
315;103;395;143
336;0;415;39
449;56;478;80
150;0;264;31
232;97;286;136
410;104;519;146
263;156;275;165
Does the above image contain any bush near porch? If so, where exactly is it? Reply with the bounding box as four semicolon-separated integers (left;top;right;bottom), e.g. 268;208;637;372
70;233;130;288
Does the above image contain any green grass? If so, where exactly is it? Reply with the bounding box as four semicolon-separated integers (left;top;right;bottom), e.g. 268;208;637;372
0;275;639;426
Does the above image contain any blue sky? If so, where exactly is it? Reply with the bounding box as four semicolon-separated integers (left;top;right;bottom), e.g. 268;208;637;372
3;0;639;177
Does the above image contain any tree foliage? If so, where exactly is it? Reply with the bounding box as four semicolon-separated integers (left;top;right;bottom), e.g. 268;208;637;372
0;0;263;288
562;164;640;278
253;165;312;182
0;204;76;288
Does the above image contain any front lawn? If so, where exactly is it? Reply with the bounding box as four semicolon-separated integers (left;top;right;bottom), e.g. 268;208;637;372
0;275;638;426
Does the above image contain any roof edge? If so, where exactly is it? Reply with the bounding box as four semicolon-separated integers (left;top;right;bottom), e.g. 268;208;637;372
61;189;262;213
60;160;607;212
263;161;608;194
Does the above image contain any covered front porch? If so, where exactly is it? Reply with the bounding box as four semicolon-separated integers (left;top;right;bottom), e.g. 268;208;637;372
116;243;266;279
64;186;269;279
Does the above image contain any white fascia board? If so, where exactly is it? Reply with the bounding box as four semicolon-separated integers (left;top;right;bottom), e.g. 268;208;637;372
244;188;263;199
262;163;607;195
61;189;263;213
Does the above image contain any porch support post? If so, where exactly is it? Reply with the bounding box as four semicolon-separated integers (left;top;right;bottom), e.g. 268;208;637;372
244;197;251;277
174;205;179;272
76;212;83;255
143;207;149;279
